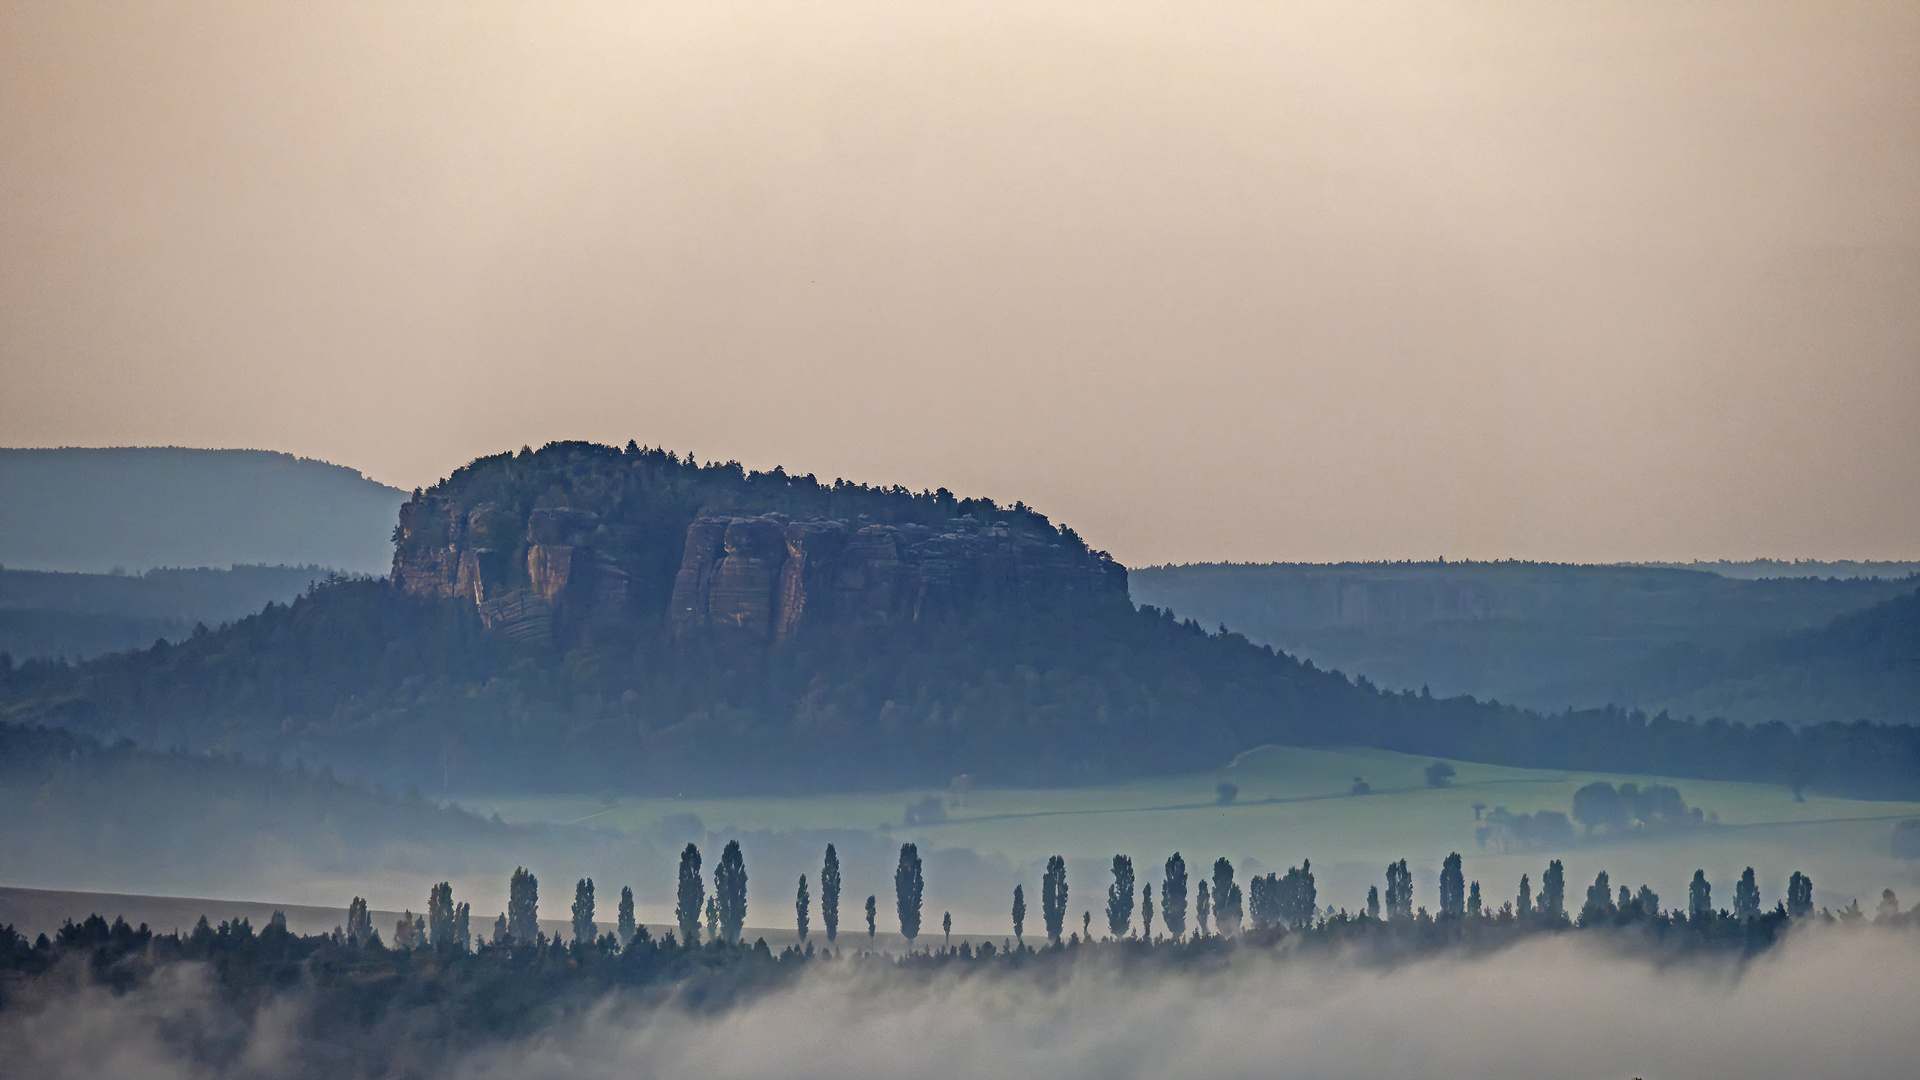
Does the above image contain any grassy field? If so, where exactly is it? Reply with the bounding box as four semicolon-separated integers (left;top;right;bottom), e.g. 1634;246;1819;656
460;746;1920;937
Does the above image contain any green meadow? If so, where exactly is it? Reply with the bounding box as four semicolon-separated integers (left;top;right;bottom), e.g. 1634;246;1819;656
463;746;1920;934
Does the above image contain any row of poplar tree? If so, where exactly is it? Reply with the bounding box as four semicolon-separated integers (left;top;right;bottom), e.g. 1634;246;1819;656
344;842;1819;952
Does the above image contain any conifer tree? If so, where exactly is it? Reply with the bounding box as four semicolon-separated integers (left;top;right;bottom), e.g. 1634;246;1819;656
895;842;924;943
1438;853;1465;917
796;874;811;942
508;867;540;943
1161;853;1189;939
715;840;748;943
675;844;703;946
1042;855;1069;943
1106;855;1136;938
1734;866;1761;922
821;844;842;943
865;894;877;939
1142;882;1155;940
1197;879;1213;935
1540;860;1566;923
572;878;596;945
618;886;636;946
1012;883;1027;944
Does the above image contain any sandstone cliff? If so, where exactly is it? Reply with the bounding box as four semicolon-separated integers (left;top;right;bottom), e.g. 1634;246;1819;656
390;444;1127;644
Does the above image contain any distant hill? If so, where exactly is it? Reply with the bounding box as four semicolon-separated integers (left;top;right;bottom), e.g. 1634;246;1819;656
1576;587;1920;727
1128;561;1918;719
0;447;408;575
1632;559;1920;580
8;441;1920;802
0;564;342;661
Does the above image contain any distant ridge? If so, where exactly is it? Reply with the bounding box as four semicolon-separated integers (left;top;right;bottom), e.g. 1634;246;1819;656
0;447;407;575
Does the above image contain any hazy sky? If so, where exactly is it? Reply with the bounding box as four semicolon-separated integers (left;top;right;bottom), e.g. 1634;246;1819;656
4;1;1916;565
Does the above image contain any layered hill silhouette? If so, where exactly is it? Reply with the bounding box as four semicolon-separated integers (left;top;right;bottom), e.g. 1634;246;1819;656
5;441;1919;798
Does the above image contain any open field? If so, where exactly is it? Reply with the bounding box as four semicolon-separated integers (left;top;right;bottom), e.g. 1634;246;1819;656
461;746;1920;935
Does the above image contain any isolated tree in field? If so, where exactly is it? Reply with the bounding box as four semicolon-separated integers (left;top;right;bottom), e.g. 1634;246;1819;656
1439;853;1465;918
1042;855;1069;943
1211;858;1236;931
1572;781;1628;835
865;894;877;938
1734;867;1761;922
796;874;811;942
617;886;636;946
676;844;704;946
1197;880;1213;935
1161;853;1189;939
1517;874;1532;919
1580;871;1612;925
716;840;748;943
896;843;924;943
1142;883;1154;940
1424;760;1456;788
347;897;371;944
428;882;456;948
943;911;952;947
1107;855;1136;938
821;844;842;943
1012;883;1026;944
508;867;539;943
1467;881;1481;918
1540;860;1566;923
572;878;596;945
1365;884;1380;921
1787;871;1813;917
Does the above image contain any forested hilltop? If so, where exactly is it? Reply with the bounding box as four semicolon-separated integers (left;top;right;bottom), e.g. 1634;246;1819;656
4;441;1920;798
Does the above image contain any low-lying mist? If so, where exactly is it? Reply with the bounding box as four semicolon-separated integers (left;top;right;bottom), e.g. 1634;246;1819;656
7;925;1916;1080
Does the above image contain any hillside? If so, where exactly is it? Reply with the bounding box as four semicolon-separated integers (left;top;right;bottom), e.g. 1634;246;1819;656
0;447;407;574
1579;588;1920;727
1128;561;1918;716
7;442;1920;801
0;564;341;661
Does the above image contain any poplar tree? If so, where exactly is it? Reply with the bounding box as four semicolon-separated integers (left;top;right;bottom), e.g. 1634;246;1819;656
1580;871;1612;925
1106;855;1136;938
821;844;842;943
675;844;703;946
705;896;719;942
508;867;540;943
1012;883;1027;944
347;897;371;944
1197;879;1212;934
715;840;748;943
1384;860;1412;921
1439;853;1465;917
428;882;456;948
895;843;924;943
572;878;596;945
1467;881;1481;918
1787;871;1813;917
796;874;811;942
1142;883;1155;940
1218;883;1242;936
865;894;877;939
942;911;952;947
1042;855;1068;943
1210;858;1236;933
454;902;470;950
618;886;636;946
1517;874;1532;919
1161;853;1189;939
1734;867;1761;922
1540;860;1566;923
1365;884;1380;921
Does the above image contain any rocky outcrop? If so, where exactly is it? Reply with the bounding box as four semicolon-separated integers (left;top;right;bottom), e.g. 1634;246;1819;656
394;488;1126;644
669;512;1128;639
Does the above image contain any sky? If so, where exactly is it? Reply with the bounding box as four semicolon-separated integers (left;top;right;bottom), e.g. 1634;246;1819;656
3;1;1916;566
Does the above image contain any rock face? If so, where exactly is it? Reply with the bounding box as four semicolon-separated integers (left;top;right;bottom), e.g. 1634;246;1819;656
394;494;1126;643
669;513;1127;639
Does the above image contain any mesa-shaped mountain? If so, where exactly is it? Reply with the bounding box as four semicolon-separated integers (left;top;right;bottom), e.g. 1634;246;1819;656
6;441;1920;799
